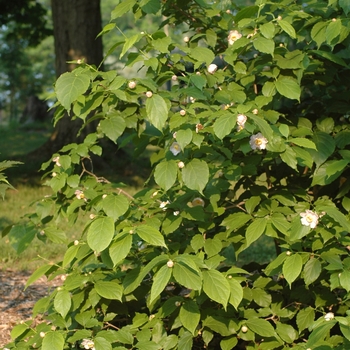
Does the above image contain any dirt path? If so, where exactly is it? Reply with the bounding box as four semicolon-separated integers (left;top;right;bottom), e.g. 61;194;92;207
0;269;61;348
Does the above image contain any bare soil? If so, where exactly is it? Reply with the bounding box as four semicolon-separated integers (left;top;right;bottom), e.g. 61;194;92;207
0;269;61;348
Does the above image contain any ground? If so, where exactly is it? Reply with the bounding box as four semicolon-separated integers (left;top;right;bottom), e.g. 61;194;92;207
0;269;61;348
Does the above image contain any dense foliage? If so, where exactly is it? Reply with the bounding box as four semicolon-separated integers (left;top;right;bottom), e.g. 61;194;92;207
4;0;350;349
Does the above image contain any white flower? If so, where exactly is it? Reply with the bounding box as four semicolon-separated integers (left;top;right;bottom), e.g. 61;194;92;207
300;210;319;229
192;197;205;207
208;63;218;74
170;142;182;156
237;114;247;126
228;30;242;45
249;133;268;150
324;312;334;321
180;109;186;116
190;96;196;103
81;339;95;350
53;156;61;166
173;210;180;216
128;80;136;89
75;190;85;200
160;200;170;210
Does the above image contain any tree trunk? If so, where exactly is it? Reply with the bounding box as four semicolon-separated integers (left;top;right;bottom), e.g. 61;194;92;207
29;0;103;161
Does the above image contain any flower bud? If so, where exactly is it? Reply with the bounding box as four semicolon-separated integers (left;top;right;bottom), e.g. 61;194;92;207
208;63;218;74
241;326;248;333
146;91;153;98
128;80;137;89
167;260;174;268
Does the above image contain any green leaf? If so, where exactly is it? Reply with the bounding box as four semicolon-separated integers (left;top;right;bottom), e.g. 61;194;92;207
310;50;348;67
222;212;252;234
173;259;202;290
111;0;136;19
54;289;71;318
95;280;123;301
176;129;192;150
235;6;259;23
206;28;217;47
260;22;275;39
326;19;342;45
339;270;350;292
190;74;207;90
290;138;317;150
136;225;167;248
278;20;296;39
317;205;350;232
109;233;132;266
25;264;53;289
283;253;303;287
55;70;90;110
120;33;143;58
190;47;215;67
311;22;327;48
100;116;126;143
141;0;161;14
150;264;172;304
246;218;267;248
178;331;193;350
95;337;112;350
228;278;243;309
253;37;275;55
154;160;178;191
180;300;200;335
182;159;209;193
42;331;65;350
340;0;350;15
306;321;337;348
309;132;335;167
276;322;297;343
146;94;169;131
152;36;172;53
280;146;298;170
213;113;236;139
87;217;115;252
246;318;275;337
204;238;222;258
249;114;274;140
220;336;238;350
303;258;322;285
275;77;300;101
296;307;315;331
203;270;230;308
102;193;129;221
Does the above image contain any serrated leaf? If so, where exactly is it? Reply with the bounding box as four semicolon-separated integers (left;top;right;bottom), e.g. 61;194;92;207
326;19;342;45
136;225;167;248
275;77;300;101
42;331;65;350
303;258;322;285
311;22;327;48
339;270;350;292
146;94;169;131
190;74;207;90
87;217;115;252
180;300;200;335
95;337;112;350
306;321;337;348
95;280;123;301
213;113;236;139
182;159;209;193
280;146;298;170
340;0;350;15
311;160;348;186
260;22;275;39
102;193;129;221
141;0;161;14
176;129;192;150
228;278;243;309
278;20;296;38
249;114;274;140
246;218;267;248
55;71;90;110
54;289;71;318
203;270;230;308
283;253;303;287
178;331;193;350
276;323;297;343
150;264;172;304
290;138;317;150
173;260;202;290
100;116;126;143
109;233;132;266
154;160;177;191
111;0;136;19
222;212;252;233
246;318;275;337
253;37;275;55
296;307;315;331
190;47;215;67
25;264;53;289
309;132;335;167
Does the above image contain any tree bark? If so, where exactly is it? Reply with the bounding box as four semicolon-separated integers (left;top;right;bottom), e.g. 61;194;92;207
29;0;103;161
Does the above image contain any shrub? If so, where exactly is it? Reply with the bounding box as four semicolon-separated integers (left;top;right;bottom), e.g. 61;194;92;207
5;0;350;349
